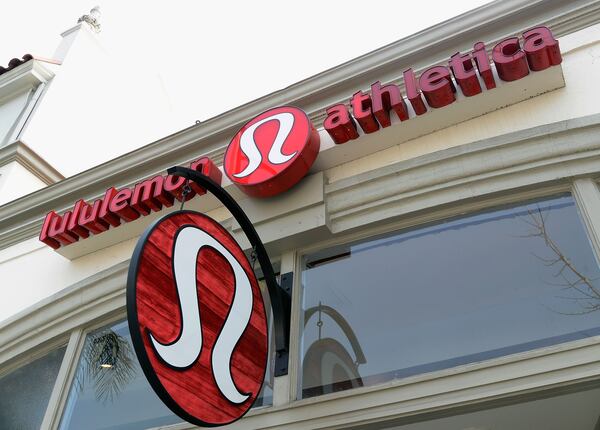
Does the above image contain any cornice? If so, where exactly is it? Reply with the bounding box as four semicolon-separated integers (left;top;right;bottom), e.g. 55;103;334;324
0;0;599;250
0;140;64;184
0;261;128;366
0;60;54;101
326;114;600;233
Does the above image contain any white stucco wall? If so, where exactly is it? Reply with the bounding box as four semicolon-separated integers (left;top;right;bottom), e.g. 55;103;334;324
0;89;32;147
0;161;46;206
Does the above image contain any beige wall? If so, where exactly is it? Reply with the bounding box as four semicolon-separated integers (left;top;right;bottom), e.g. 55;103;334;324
0;161;47;205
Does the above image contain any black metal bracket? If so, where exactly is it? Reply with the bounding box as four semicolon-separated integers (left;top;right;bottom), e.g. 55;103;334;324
279;272;293;297
274;272;293;377
167;166;292;376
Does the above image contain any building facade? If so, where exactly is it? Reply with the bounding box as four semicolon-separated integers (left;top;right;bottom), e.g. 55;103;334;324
2;0;600;428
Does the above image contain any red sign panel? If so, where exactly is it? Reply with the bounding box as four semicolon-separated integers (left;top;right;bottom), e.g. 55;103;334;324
224;106;320;198
127;211;268;427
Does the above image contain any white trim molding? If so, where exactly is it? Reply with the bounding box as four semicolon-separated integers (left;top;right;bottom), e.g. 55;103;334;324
161;336;600;430
0;59;54;102
572;179;600;263
326;114;600;234
0;140;64;184
0;261;127;366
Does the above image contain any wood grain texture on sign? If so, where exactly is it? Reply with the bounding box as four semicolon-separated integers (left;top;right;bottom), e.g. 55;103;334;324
128;211;268;427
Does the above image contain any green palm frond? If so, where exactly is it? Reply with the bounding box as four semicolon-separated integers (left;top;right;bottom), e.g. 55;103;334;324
74;330;137;404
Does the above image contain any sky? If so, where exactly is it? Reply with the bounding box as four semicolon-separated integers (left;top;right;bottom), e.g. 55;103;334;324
0;1;494;133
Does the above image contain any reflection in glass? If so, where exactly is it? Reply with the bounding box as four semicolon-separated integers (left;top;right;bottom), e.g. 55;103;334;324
303;302;366;396
519;207;600;314
300;195;600;398
74;329;136;404
59;320;181;430
0;346;66;429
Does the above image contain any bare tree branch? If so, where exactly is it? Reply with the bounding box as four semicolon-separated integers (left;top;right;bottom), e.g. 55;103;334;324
520;207;600;314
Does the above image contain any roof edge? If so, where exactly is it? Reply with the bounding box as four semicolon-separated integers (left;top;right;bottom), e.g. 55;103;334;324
0;140;65;184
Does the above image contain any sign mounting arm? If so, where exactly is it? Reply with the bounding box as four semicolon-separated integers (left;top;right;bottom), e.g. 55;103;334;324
167;166;291;376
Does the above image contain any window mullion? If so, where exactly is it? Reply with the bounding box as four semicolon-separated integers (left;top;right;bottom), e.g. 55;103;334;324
40;329;85;430
286;250;302;404
266;250;290;407
572;178;600;266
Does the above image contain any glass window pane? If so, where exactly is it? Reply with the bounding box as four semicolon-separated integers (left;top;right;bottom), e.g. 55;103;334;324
300;195;600;398
58;320;181;430
0;346;66;429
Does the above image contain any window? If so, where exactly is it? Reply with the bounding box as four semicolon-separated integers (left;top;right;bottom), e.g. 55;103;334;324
0;346;66;429
300;195;600;398
58;320;181;430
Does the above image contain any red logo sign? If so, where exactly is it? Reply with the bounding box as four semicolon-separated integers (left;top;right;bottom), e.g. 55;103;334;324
127;211;268;427
224;106;320;198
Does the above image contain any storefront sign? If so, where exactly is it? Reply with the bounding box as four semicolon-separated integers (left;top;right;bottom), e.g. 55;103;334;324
39;27;563;252
39;157;222;249
127;210;268;426
324;26;562;144
224;106;320;198
127;166;292;427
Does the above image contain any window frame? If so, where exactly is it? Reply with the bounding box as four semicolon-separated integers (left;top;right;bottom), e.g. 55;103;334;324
293;186;600;402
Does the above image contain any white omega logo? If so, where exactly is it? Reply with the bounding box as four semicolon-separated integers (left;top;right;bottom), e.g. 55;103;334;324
233;112;297;178
148;226;253;404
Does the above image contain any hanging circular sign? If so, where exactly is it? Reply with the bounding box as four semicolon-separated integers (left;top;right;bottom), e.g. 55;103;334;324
224;106;320;198
127;210;268;427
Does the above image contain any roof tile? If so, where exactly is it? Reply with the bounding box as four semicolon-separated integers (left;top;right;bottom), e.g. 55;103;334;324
0;54;33;76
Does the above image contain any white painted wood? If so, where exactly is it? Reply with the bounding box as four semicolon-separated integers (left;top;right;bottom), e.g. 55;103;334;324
0;60;54;104
270;251;297;408
279;251;301;405
272;375;291;408
573;178;600;264
0;161;47;205
0;140;64;184
40;329;84;430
